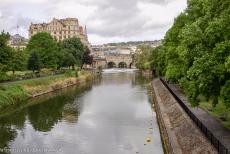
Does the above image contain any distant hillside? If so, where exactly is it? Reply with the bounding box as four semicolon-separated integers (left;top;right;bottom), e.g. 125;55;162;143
105;40;162;46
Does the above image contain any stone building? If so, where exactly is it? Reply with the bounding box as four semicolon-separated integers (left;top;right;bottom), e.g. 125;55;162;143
8;34;28;50
29;18;90;48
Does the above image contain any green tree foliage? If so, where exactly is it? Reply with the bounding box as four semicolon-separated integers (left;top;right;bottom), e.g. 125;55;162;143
151;0;230;108
26;32;59;69
82;47;93;68
9;49;27;74
220;80;230;108
0;31;13;71
62;52;76;69
28;51;41;72
60;37;85;67
134;45;152;70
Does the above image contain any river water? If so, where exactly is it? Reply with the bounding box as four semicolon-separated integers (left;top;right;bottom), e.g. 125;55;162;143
0;69;163;154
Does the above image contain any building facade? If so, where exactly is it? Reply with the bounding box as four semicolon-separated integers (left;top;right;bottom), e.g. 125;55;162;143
29;18;90;48
8;34;28;50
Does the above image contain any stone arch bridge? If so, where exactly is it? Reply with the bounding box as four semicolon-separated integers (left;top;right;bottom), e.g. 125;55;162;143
92;54;134;69
105;54;133;68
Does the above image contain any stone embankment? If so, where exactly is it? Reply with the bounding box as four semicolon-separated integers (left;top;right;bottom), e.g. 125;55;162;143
152;79;217;154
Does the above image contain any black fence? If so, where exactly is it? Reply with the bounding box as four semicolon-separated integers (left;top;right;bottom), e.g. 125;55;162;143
160;77;229;154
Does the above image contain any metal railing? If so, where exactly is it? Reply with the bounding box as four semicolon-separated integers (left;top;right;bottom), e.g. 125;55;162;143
160;77;229;154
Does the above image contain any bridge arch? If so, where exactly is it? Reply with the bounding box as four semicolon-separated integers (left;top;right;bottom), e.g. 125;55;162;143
118;62;128;68
107;61;116;68
105;54;134;69
129;62;134;68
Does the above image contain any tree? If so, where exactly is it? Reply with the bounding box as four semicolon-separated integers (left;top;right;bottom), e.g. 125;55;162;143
62;52;76;69
0;31;13;71
28;51;41;72
60;37;85;67
82;47;93;68
26;32;59;69
9;49;27;75
134;45;152;70
148;0;230;108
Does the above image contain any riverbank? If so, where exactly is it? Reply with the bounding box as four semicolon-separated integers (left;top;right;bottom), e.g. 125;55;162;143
0;70;93;110
152;78;217;154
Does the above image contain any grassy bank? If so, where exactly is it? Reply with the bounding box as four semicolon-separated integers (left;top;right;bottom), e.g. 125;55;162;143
0;68;68;82
0;70;92;110
200;101;230;129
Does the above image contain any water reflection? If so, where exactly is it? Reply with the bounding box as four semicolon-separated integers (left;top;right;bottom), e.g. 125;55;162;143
0;70;163;154
0;84;92;154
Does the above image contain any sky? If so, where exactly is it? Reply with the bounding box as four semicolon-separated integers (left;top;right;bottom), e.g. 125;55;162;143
0;0;187;45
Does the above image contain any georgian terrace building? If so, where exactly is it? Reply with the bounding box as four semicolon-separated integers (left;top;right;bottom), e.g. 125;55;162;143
29;18;91;48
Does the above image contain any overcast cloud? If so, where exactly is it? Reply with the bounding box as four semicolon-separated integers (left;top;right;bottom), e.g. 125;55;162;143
0;0;187;44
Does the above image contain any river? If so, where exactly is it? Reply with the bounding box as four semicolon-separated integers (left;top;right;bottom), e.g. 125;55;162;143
0;69;163;154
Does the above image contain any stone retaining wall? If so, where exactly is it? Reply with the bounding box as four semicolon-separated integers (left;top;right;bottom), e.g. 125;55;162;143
152;79;217;154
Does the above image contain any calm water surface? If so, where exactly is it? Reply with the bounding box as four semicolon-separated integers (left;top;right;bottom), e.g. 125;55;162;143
0;69;163;154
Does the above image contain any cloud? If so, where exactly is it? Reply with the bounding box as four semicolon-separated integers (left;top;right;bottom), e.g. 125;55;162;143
0;0;187;44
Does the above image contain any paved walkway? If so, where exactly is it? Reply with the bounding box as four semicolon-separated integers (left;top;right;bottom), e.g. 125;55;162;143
165;80;230;153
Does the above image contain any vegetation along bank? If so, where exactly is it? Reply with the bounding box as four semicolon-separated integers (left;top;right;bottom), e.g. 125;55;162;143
0;70;93;111
134;0;230;129
0;28;94;111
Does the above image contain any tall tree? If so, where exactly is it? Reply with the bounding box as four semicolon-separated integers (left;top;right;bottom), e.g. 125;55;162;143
134;45;152;70
0;31;13;71
60;37;85;67
62;52;76;69
26;32;59;69
9;49;27;75
82;47;93;68
28;51;41;72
